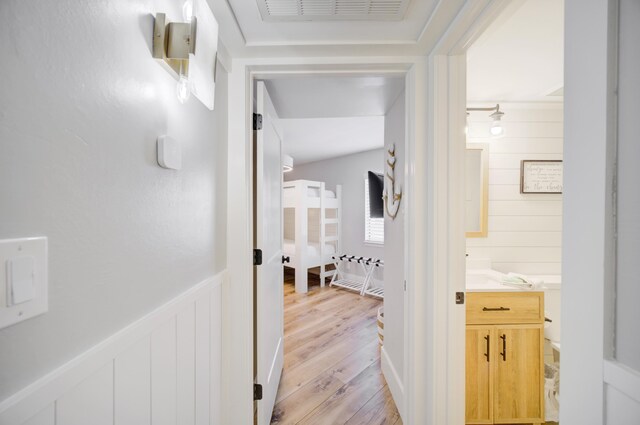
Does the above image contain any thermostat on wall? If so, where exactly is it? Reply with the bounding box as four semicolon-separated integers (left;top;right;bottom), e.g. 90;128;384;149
157;136;182;170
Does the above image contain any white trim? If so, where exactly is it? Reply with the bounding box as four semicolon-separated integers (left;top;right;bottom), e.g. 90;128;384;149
225;58;414;425
604;360;640;405
245;38;417;47
224;6;507;416
560;0;619;422
223;62;254;425
381;346;405;420
0;271;226;425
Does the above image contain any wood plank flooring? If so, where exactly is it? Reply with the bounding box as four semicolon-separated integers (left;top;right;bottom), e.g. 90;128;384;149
271;272;401;425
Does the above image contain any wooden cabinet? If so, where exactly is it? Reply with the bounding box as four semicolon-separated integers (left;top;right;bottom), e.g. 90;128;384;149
465;293;544;425
466;326;493;423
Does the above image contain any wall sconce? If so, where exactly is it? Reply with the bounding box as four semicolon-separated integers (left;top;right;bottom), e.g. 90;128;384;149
153;0;218;110
466;104;505;138
282;154;294;173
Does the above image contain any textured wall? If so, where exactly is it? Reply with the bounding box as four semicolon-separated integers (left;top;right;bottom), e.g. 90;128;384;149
0;0;227;401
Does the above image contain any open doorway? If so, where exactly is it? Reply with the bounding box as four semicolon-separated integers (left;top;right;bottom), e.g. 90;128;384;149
252;74;407;424
463;1;563;424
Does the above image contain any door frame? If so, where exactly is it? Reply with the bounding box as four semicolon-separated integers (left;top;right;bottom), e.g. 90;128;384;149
562;0;640;423
221;3;512;424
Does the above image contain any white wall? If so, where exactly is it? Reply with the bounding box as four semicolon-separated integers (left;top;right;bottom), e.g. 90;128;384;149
614;0;640;374
466;106;563;275
562;0;612;422
0;0;227;408
285;149;385;273
382;90;405;413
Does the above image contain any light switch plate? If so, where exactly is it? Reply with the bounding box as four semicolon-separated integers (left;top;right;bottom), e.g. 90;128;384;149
157;135;182;170
0;237;48;329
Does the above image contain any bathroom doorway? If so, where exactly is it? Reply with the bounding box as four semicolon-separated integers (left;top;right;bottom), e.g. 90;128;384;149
463;1;564;423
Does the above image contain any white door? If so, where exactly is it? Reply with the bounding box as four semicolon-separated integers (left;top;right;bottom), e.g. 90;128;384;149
254;81;284;425
604;0;640;421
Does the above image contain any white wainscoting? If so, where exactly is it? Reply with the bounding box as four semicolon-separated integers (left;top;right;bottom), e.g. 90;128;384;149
0;271;225;425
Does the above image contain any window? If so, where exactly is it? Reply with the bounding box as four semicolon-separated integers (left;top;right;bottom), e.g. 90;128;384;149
364;177;384;244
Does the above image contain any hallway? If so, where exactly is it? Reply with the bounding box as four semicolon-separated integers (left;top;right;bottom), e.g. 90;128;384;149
270;273;401;425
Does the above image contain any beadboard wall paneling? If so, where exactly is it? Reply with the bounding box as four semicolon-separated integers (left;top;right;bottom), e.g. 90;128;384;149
467;106;563;275
0;272;224;425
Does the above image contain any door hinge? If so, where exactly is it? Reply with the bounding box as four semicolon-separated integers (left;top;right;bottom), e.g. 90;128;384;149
253;113;263;130
404;280;407;291
254;383;263;400
253;249;263;266
455;291;465;305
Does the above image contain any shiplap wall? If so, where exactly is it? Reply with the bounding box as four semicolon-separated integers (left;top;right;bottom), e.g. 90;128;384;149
466;106;563;275
0;273;224;425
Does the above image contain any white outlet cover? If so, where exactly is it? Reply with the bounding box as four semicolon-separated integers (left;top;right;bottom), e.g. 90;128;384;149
157;136;182;170
0;237;48;329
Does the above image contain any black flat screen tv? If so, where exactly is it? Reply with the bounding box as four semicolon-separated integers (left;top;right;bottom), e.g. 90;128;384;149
367;171;384;218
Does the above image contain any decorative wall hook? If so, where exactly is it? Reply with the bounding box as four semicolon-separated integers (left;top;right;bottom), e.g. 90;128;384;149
383;144;402;219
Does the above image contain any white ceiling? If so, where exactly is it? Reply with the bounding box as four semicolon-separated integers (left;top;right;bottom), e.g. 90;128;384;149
280;117;384;165
265;75;403;164
205;0;467;57
230;0;435;45
467;0;564;103
265;76;405;119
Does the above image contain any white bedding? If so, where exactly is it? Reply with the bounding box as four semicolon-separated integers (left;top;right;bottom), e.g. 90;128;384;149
283;239;336;257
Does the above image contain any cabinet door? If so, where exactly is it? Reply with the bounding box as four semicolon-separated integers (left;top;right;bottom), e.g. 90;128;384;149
493;325;544;424
466;326;494;424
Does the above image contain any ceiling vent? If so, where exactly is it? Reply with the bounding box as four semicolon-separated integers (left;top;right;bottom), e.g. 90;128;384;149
256;0;411;21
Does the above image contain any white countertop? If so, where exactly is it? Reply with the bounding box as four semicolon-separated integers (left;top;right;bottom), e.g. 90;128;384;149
465;269;558;292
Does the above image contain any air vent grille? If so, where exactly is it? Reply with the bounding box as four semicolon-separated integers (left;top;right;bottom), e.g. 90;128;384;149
257;0;410;21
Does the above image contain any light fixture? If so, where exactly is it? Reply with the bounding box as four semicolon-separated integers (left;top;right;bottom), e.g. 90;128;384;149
182;0;194;22
466;104;505;138
489;108;504;137
283;154;294;173
176;61;191;104
176;75;191;104
152;0;218;110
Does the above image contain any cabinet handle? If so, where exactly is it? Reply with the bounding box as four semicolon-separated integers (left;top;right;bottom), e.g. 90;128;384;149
500;334;507;361
483;307;511;312
484;334;490;362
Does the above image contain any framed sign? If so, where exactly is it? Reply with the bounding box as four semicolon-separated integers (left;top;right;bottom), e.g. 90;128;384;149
520;160;563;194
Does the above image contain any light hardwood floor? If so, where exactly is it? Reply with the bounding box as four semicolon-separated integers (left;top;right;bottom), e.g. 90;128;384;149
271;271;402;425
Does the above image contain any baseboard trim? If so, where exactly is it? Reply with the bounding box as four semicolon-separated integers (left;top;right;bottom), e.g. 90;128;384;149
0;270;226;425
381;345;405;421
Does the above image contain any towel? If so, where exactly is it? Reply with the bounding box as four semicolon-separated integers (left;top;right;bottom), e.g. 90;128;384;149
500;272;544;289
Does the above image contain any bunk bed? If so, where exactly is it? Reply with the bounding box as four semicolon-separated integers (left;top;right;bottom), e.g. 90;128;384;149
283;180;342;293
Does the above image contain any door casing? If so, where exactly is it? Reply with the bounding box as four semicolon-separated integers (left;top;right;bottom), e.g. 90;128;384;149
222;3;514;424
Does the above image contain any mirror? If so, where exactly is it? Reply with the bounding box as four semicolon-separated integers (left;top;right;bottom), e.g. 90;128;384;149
466;144;489;237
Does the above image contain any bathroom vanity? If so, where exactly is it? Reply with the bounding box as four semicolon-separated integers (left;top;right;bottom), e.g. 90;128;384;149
465;289;545;424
